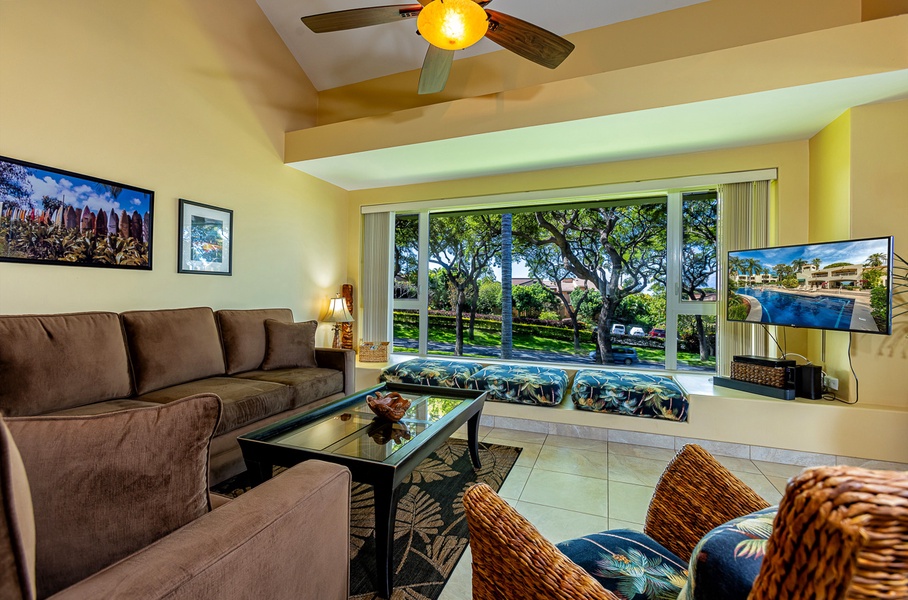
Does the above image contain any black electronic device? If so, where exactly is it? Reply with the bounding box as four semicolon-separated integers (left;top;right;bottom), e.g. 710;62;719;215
795;364;824;399
714;376;797;400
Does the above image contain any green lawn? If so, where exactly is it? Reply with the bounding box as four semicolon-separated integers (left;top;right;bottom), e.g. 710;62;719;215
393;323;716;368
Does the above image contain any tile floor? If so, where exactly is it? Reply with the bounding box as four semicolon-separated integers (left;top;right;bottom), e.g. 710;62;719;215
438;426;800;600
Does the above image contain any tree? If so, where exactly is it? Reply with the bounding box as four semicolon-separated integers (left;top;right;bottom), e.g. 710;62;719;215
512;284;548;317
500;213;513;359
521;243;594;352
679;196;717;360
476;278;502;314
427;269;453;310
865;253;885;268
773;263;791;281
428;214;500;355
515;203;666;364
393;215;419;299
790;258;807;278
0;162;33;209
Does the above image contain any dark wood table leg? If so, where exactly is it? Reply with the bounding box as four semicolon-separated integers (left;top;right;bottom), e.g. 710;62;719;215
246;459;273;487
467;411;483;469
373;480;400;599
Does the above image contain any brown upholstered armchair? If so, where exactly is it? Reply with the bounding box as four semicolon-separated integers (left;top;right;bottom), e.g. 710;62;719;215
463;444;908;600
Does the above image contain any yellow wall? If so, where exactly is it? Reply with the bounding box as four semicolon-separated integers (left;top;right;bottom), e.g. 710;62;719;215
0;0;349;342
809;111;852;241
805;101;908;407
848;100;908;407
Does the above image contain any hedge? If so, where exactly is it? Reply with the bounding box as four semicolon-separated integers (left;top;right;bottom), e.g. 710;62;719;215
394;310;590;343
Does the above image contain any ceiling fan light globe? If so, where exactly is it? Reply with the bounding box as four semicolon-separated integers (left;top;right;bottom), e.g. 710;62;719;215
417;0;488;51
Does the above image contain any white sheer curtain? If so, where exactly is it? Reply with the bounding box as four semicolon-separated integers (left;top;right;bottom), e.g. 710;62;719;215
361;212;393;343
717;180;773;375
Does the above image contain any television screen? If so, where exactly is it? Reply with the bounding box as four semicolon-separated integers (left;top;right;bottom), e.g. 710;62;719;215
727;236;893;334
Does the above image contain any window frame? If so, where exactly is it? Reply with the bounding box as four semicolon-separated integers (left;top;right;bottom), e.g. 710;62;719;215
378;169;776;373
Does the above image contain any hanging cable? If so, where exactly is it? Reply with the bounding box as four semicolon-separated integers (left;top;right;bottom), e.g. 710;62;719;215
762;324;784;357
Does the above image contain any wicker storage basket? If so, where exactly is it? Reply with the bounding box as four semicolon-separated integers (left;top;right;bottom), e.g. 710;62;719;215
359;341;390;362
730;361;789;388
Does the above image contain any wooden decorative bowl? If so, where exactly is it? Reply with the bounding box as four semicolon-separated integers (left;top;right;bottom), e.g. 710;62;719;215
366;391;411;422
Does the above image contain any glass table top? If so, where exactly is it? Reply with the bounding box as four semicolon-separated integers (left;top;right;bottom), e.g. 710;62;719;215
267;393;470;462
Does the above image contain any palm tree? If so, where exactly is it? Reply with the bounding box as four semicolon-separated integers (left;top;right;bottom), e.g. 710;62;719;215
791;258;807;273
742;258;760;284
865;252;885;267
811;257;821;269
501;213;513;360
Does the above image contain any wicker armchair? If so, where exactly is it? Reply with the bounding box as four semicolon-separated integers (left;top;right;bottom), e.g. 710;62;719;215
462;444;908;600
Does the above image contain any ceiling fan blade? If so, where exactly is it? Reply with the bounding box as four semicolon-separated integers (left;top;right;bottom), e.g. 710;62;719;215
484;9;575;69
418;45;454;95
302;5;423;33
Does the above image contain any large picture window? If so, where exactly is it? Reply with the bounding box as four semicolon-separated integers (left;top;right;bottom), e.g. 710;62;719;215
389;189;720;372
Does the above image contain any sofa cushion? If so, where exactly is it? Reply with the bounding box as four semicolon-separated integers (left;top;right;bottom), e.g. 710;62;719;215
137;377;294;436
0;312;132;416
685;506;777;600
571;370;689;422
43;399;162;416
468;364;569;406
121;307;226;395
5;395;221;598
0;416;36;600
557;529;689;600
216;308;293;375
235;367;344;409
380;358;484;388
261;320;318;370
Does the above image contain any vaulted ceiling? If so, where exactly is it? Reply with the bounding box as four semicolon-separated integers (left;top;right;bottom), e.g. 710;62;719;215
256;0;709;90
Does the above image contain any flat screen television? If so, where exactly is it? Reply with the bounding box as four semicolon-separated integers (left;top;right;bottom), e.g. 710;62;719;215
727;236;893;335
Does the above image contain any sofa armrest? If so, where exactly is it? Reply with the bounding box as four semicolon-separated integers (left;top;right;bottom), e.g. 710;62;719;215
50;460;351;600
644;444;770;562
315;348;355;395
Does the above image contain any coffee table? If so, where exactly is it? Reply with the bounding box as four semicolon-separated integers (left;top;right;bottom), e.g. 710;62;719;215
238;382;486;599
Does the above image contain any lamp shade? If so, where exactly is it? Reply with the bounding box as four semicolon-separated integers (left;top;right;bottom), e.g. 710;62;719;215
324;297;354;323
417;0;488;51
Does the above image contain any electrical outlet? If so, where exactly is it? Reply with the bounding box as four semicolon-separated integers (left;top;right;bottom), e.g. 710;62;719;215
824;375;839;391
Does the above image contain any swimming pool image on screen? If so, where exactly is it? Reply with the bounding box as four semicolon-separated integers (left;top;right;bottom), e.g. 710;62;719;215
735;287;857;330
726;236;892;334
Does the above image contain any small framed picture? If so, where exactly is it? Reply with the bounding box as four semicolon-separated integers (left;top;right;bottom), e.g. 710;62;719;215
178;199;233;275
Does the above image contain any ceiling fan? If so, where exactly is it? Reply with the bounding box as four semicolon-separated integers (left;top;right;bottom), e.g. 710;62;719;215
301;0;575;95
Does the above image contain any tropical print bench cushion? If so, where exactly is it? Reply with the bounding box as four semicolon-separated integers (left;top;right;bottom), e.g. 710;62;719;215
683;506;777;600
467;365;568;406
379;358;484;388
571;370;689;422
557;529;688;600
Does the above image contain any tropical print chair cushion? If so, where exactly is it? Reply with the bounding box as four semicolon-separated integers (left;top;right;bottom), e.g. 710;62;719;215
571;370;689;422
467;364;569;406
557;529;689;600
379;358;484;388
684;506;777;600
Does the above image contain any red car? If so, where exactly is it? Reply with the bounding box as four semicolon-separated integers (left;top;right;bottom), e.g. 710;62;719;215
649;328;665;338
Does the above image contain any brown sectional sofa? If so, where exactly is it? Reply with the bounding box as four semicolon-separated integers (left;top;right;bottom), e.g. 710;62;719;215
0;306;355;484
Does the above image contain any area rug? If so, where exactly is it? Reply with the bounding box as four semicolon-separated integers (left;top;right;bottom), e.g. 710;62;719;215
211;438;521;600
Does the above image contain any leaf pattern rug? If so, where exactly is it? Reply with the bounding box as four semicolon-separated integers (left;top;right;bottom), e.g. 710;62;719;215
211;439;521;600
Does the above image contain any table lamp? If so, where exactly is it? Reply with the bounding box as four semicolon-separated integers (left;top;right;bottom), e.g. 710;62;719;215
323;296;354;348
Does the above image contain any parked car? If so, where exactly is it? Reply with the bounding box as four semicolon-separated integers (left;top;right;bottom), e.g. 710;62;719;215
629;326;645;336
610;324;626;335
588;346;640;365
649;328;666;338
